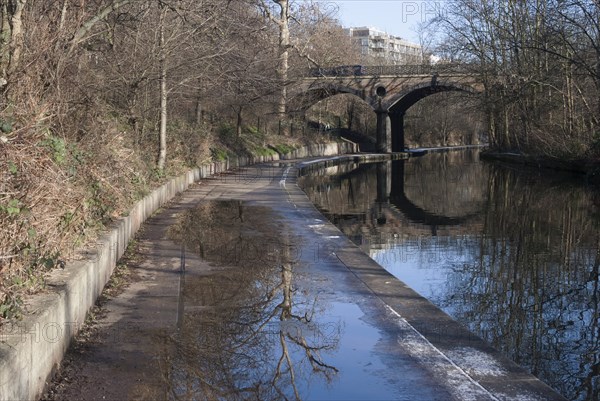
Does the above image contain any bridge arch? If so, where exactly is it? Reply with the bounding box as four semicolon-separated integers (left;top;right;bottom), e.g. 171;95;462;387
291;68;481;152
287;83;367;115
387;81;477;114
291;79;478;115
382;81;479;152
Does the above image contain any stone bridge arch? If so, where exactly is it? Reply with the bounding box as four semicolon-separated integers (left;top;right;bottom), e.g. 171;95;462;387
291;67;481;152
287;83;368;116
385;81;478;113
383;81;480;152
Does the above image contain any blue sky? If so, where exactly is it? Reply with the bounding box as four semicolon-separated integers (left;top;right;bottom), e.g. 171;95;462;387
328;0;443;43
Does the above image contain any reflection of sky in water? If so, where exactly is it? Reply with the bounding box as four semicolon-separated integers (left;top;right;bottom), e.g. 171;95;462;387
299;302;402;401
373;239;600;401
169;200;441;401
367;224;600;401
370;237;475;318
300;151;600;401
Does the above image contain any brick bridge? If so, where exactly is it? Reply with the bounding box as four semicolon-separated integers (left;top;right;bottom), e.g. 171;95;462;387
289;64;482;152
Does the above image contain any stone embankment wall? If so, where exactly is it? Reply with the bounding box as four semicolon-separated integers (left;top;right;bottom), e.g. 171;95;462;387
0;142;357;401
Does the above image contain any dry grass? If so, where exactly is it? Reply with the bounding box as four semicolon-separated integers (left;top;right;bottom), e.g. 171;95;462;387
1;108;172;321
0;104;328;323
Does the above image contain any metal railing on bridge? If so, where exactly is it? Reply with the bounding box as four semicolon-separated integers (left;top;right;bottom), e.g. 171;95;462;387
306;63;471;78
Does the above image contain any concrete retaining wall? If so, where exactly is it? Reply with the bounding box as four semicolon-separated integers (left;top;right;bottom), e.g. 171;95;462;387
0;141;357;401
296;152;408;176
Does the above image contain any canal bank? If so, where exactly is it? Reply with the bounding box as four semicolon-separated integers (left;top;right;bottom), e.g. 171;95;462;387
480;150;600;184
38;155;566;400
0;142;358;401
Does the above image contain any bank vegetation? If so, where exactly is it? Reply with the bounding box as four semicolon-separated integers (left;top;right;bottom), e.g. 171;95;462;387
435;0;600;168
0;0;362;320
4;0;595;321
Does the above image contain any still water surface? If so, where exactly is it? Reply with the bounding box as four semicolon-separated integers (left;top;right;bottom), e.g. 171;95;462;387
299;149;600;401
166;200;447;400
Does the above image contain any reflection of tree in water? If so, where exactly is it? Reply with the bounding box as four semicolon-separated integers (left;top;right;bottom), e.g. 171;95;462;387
165;201;340;400
300;150;600;400
436;166;600;401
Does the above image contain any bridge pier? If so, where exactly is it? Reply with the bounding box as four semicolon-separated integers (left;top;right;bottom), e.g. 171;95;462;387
390;112;405;152
376;110;405;153
376;111;391;153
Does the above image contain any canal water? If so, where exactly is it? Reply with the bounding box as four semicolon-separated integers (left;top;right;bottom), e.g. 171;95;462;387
165;200;451;400
298;149;600;401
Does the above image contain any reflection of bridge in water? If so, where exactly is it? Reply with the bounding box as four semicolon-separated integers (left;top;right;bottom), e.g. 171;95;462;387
299;152;485;245
301;152;600;401
377;161;479;229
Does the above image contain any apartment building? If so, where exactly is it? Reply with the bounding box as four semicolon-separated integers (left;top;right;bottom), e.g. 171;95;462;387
346;27;423;64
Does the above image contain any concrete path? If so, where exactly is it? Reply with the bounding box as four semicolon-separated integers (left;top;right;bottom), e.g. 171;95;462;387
44;161;567;401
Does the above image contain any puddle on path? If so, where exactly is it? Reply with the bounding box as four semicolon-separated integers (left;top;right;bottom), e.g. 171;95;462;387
161;200;435;400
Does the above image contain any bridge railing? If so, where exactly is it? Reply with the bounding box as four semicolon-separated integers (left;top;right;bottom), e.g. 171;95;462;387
362;65;432;75
306;63;472;77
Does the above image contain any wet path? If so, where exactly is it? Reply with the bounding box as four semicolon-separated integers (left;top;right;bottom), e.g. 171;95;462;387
45;162;566;401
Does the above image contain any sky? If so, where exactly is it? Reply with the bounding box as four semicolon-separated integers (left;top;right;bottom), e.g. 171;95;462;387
327;0;444;43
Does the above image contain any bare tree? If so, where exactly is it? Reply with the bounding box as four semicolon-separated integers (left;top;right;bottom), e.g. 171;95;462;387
0;0;27;98
257;0;291;118
288;1;361;69
212;2;281;137
435;0;600;158
79;0;234;170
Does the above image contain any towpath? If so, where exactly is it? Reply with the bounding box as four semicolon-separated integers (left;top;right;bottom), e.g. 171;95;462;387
43;160;566;401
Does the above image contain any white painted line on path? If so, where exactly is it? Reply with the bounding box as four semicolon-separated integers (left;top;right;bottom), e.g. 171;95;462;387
384;305;539;401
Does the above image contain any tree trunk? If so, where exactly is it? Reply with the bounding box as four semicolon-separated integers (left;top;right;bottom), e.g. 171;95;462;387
276;0;289;118
0;1;11;80
7;0;25;77
0;0;27;97
236;107;243;137
347;100;355;131
195;95;203;126
157;6;168;171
